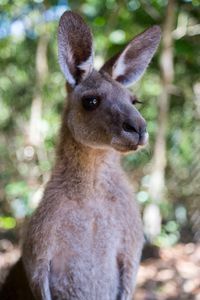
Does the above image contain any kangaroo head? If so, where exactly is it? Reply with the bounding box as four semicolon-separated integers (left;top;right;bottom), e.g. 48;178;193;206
58;11;161;152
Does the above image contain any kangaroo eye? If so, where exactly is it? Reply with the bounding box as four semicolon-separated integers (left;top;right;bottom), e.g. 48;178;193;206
82;96;101;111
132;96;142;105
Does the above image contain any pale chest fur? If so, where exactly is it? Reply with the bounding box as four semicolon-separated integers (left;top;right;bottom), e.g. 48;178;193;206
23;169;143;300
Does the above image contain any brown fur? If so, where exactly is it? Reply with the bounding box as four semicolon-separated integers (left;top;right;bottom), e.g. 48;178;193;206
1;11;161;300
23;136;144;299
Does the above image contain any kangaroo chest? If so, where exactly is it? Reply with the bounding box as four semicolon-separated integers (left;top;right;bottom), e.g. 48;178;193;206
23;176;143;300
49;192;132;300
56;196;123;255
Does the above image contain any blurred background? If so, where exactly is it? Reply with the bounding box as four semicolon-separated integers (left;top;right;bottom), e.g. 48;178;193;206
0;0;200;299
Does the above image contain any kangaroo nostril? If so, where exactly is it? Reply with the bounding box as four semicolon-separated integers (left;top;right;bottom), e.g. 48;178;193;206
140;125;147;135
122;121;138;133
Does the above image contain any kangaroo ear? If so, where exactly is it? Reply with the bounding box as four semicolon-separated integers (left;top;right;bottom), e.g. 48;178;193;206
101;26;161;86
58;11;94;87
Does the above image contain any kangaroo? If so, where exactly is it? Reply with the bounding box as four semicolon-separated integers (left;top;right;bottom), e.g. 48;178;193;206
21;11;161;300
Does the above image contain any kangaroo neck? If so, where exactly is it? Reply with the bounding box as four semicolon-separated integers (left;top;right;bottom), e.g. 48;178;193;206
53;127;120;197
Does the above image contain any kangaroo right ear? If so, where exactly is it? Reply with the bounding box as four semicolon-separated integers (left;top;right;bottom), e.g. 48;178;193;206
101;26;161;86
58;11;94;87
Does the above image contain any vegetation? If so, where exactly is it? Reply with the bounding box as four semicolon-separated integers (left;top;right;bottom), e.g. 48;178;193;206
0;0;199;248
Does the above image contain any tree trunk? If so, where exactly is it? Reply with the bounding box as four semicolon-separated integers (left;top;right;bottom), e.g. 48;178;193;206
27;33;50;189
143;0;175;241
28;34;49;147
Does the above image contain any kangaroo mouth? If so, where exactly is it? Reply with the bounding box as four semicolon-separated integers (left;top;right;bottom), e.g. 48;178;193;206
110;132;149;153
111;140;139;152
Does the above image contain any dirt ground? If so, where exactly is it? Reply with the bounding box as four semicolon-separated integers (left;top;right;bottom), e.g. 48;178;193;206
135;243;200;300
0;241;199;300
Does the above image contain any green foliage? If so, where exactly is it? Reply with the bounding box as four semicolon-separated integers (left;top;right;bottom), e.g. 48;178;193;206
0;216;16;229
0;0;200;246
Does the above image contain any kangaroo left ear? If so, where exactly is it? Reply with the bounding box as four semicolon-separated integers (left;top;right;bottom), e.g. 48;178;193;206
58;11;94;87
101;26;161;86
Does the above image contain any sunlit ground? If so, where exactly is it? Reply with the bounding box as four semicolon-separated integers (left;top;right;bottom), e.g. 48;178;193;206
136;243;200;300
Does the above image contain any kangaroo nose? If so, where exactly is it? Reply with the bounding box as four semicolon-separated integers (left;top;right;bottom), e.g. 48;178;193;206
122;119;147;135
122;121;138;133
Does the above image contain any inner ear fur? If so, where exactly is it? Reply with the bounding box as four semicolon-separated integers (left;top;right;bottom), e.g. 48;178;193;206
101;26;161;86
